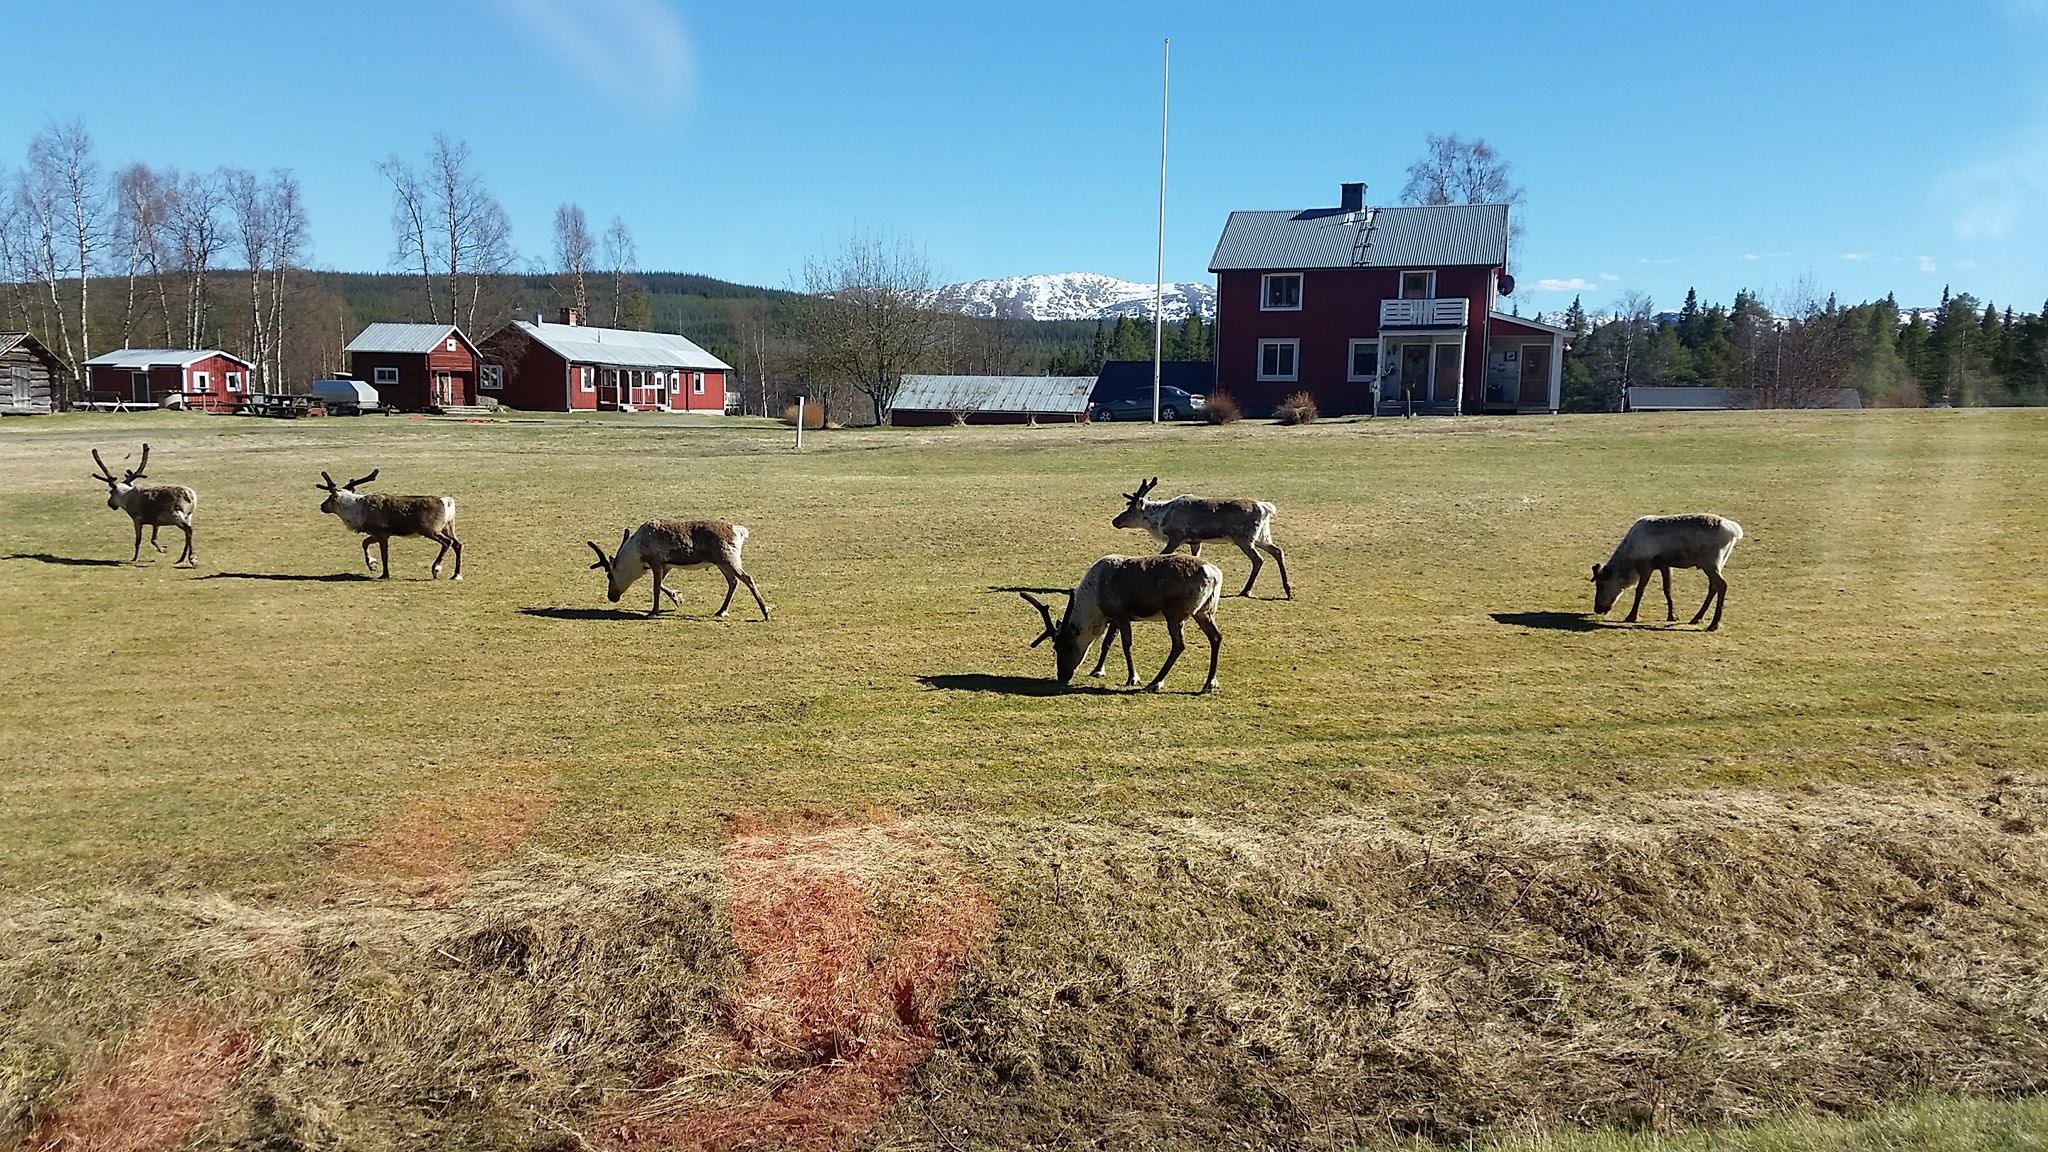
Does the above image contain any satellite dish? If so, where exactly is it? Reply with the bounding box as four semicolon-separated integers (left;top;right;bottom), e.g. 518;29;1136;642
1498;273;1517;296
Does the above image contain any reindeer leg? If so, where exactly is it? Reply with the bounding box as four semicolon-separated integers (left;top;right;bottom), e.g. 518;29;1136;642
177;522;194;567
1159;539;1180;556
1261;542;1292;599
1661;567;1676;622
131;520;143;563
1708;574;1729;631
361;536;378;572
714;564;739;617
378;537;391;579
1233;538;1263;597
1188;541;1203;557
657;569;682;610
1120;623;1137;687
149;525;166;554
430;533;451;580
1624;570;1650;623
447;531;462;581
1148;619;1187;693
738;572;770;621
649;567;666;616
1089;628;1114;678
1194;612;1221;693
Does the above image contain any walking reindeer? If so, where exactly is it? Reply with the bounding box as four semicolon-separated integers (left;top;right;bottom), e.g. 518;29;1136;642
1002;553;1224;693
90;444;197;566
1591;513;1744;630
587;519;770;620
316;469;463;580
1111;477;1292;599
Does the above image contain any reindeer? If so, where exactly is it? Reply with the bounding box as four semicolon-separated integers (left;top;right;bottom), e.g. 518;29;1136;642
1111;477;1291;599
316;469;463;580
90;444;197;566
1591;513;1744;630
586;519;769;620
1003;553;1224;693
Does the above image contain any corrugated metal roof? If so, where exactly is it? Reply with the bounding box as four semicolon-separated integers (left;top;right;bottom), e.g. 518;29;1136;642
1208;203;1509;271
0;334;24;356
345;322;470;354
892;375;1097;415
82;348;252;369
516;321;732;372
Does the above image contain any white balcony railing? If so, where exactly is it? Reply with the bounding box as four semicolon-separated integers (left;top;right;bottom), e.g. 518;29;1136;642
1380;298;1469;327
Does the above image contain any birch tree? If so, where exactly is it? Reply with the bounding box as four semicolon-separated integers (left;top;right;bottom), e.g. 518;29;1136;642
798;230;945;424
378;155;435;320
264;172;309;389
113;163;174;346
15;152;78;371
553;203;591;316
602;216;637;327
168;169;228;347
28;121;105;373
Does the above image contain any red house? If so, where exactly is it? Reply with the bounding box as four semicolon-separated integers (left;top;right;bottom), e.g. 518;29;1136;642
479;310;731;413
344;323;481;411
1208;182;1563;416
82;348;255;411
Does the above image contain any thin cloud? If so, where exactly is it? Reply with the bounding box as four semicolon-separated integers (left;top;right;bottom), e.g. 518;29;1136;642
1938;121;2048;242
1599;272;1620;281
1742;252;1791;262
1841;252;1872;262
1534;277;1598;292
498;0;696;109
1637;257;1680;265
1918;256;1939;273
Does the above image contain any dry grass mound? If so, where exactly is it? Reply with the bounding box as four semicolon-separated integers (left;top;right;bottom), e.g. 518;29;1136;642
781;402;827;429
1203;389;1242;425
1275;390;1319;425
30;1007;252;1152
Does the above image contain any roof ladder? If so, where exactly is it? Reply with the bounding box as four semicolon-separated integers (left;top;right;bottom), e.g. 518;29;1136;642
1348;208;1378;266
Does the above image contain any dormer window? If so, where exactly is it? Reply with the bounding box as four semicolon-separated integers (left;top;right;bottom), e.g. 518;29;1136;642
1261;273;1303;311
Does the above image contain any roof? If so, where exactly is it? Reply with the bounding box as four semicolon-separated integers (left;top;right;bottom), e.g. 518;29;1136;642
1627;386;1864;411
1209;202;1510;271
310;378;380;402
1489;310;1571;336
82;347;252;369
345;322;473;354
511;320;732;372
1093;360;1213;398
892;375;1097;415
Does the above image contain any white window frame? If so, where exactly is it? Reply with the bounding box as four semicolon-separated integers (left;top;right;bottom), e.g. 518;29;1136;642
225;370;242;393
373;367;400;387
692;371;706;395
1400;270;1437;300
1260;272;1303;312
1347;339;1381;383
190;370;210;394
1256;339;1300;383
445;338;459;352
480;364;503;391
579;366;595;393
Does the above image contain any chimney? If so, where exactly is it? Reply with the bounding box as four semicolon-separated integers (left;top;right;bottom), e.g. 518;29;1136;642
1339;182;1366;213
559;307;582;326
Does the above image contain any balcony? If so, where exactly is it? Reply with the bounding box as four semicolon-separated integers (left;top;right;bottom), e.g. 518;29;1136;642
1380;298;1469;328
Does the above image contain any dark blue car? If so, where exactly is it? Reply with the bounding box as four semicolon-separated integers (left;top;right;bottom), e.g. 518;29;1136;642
1091;384;1206;422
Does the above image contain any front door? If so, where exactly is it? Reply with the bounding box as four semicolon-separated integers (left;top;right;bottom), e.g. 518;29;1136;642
598;370;620;410
1519;344;1549;407
1400;344;1432;403
433;372;454;407
132;370;151;403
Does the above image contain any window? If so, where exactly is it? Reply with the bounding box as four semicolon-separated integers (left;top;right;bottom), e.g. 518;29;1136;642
1261;273;1303;311
373;367;400;386
1348;340;1380;382
1400;270;1436;300
480;365;503;391
446;338;459;352
579;366;595;393
692;372;706;395
1257;339;1299;382
191;371;210;394
226;371;242;393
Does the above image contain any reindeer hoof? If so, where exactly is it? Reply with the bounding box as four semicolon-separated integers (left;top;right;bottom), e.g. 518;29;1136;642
1144;683;1162;694
1089;669;1106;678
1202;680;1219;693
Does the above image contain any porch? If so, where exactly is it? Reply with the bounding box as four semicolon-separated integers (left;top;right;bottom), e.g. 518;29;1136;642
1482;312;1566;413
1369;330;1467;416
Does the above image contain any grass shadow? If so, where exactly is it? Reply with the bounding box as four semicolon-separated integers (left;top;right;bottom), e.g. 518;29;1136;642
4;552;126;568
518;606;648;621
199;572;374;583
1490;611;1607;632
918;673;1125;698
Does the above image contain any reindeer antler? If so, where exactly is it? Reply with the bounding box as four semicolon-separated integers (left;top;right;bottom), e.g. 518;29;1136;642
1125;476;1160;501
316;471;338;493
344;469;379;491
1016;592;1059;648
122;443;151;484
89;448;118;484
586;540;612;571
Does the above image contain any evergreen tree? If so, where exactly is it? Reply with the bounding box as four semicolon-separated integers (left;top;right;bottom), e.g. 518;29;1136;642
1564;295;1589;339
1089;319;1108;369
1175;313;1211;362
1107;314;1150;362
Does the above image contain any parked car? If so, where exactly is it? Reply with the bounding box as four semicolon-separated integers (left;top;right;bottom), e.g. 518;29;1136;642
1091;384;1206;422
310;376;381;415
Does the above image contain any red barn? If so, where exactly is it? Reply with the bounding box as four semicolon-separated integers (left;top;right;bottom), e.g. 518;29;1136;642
1208;182;1562;416
478;310;731;413
82;348;255;412
343;323;481;411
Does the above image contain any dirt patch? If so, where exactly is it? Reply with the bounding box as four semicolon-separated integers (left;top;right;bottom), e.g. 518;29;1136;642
29;1006;252;1152
609;819;995;1151
334;766;555;901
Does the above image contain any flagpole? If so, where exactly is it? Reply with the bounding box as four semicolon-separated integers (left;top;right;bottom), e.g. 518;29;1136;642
1152;37;1169;424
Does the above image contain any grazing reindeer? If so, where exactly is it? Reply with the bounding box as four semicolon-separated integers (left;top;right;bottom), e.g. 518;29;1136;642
1111;476;1292;599
586;519;769;620
1003;553;1224;693
90;443;197;566
316;469;463;580
1591;513;1744;630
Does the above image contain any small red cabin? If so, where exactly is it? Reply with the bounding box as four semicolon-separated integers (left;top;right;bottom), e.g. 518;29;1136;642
478;309;731;413
343;323;481;411
81;349;254;411
1209;182;1561;416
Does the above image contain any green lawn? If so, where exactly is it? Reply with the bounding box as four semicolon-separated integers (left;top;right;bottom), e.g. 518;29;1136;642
2;408;2045;1149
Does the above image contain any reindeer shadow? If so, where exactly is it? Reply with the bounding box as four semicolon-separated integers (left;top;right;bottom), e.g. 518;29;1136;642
518;606;652;621
1489;611;1616;632
918;673;1127;697
4;552;126;568
199;571;374;583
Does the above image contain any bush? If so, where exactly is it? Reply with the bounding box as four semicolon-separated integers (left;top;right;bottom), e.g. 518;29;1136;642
1203;390;1241;425
1274;391;1318;426
781;402;827;429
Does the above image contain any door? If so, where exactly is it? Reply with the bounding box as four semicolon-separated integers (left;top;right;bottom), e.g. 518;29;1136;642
1399;344;1432;402
133;370;151;403
434;372;454;406
1518;344;1550;407
598;369;620;410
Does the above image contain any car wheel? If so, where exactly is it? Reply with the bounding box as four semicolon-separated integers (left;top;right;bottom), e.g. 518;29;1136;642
1161;405;1179;421
1095;407;1115;421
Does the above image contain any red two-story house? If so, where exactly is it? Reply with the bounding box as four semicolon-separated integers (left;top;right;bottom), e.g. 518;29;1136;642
1209;182;1564;416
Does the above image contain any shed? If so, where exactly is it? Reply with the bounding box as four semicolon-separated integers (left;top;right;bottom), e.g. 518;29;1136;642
344;323;481;411
1;332;68;414
82;349;254;411
889;375;1098;426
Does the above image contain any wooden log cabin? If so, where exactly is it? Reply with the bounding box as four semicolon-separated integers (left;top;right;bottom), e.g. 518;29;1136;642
0;333;67;415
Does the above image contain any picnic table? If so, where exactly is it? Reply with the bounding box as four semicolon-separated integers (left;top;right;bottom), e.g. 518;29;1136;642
237;393;319;418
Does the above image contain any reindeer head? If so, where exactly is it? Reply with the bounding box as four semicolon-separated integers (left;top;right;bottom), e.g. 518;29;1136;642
89;444;150;510
316;468;379;515
586;528;639;603
1111;476;1160;531
1015;590;1090;683
1590;562;1630;615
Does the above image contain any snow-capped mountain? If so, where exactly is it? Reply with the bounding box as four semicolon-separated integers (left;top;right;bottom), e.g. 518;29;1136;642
930;273;1215;323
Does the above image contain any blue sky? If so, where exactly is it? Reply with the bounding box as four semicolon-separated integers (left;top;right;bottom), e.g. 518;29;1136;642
6;0;2045;313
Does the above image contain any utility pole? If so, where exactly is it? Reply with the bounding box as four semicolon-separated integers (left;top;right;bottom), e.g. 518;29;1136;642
1152;37;1169;424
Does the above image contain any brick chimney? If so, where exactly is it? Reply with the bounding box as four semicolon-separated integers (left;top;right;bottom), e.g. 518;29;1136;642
1339;182;1367;213
558;307;582;327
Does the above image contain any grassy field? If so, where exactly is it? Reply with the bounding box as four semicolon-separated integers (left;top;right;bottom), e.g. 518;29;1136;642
1;408;2045;1149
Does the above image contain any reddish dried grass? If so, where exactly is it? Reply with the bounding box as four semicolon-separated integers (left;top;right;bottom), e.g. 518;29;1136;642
335;769;555;901
32;1007;252;1152
611;819;994;1151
